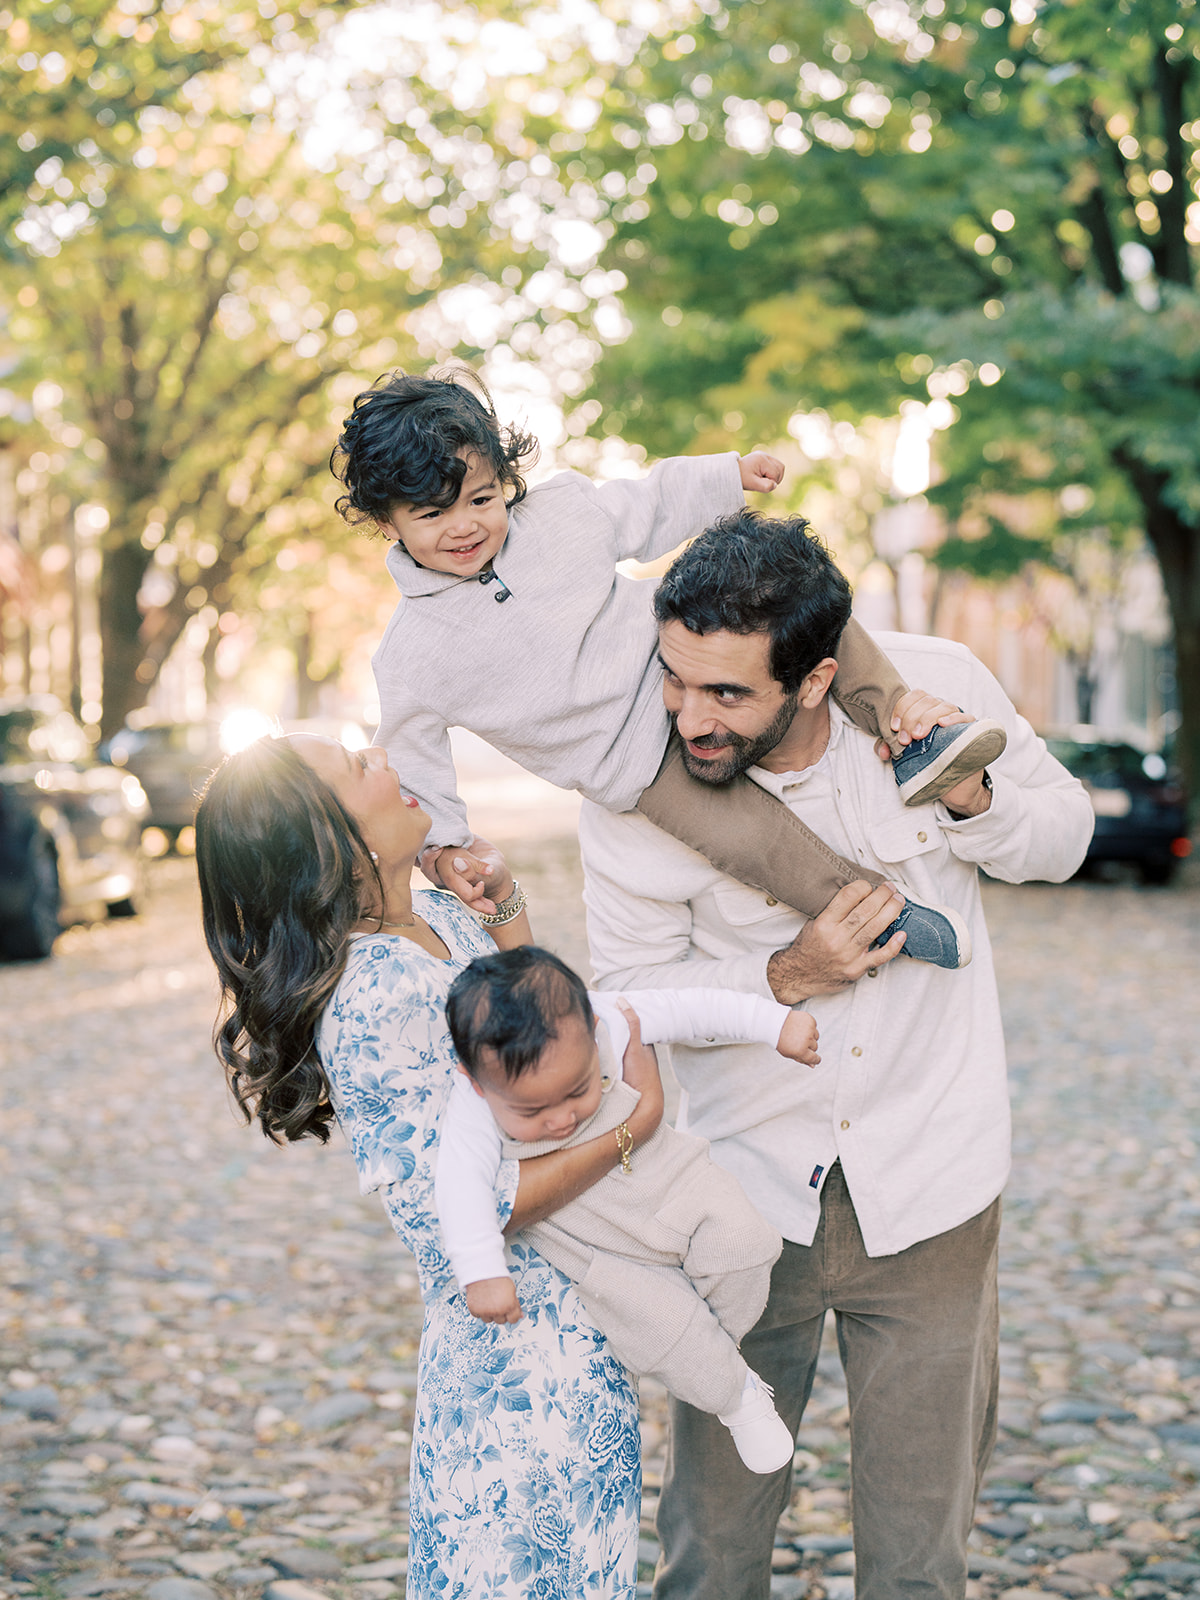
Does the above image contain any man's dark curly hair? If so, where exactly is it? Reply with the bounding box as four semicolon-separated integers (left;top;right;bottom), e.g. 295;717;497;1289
330;366;539;527
654;510;853;693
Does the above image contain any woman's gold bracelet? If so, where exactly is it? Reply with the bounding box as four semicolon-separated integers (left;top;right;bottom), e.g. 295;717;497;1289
615;1122;634;1174
477;880;527;926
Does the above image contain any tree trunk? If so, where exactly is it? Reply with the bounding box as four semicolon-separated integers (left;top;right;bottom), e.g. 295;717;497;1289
1075;664;1096;726
1115;449;1200;827
98;539;153;740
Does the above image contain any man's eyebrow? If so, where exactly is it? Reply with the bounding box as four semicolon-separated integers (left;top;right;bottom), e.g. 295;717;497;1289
655;653;754;696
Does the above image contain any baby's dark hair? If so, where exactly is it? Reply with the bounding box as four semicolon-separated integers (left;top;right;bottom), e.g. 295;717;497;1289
331;366;539;527
446;946;594;1082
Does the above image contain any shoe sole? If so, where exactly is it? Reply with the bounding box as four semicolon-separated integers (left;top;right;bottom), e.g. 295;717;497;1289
898;900;972;969
898;722;1008;808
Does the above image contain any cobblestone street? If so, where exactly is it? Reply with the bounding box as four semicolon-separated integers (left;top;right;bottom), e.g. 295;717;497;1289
2;844;1199;1600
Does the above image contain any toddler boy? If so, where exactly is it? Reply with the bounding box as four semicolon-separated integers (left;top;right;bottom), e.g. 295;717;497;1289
333;368;1005;966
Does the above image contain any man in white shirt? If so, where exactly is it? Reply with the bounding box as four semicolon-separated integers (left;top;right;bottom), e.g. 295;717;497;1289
578;509;1093;1600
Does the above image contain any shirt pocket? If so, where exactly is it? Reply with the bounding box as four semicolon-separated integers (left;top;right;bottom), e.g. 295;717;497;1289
866;811;945;867
710;878;803;930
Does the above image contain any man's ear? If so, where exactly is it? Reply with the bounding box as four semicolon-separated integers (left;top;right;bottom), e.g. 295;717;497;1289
799;657;839;709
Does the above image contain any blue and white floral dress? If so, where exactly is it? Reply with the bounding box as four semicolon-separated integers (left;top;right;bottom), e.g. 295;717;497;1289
317;889;641;1599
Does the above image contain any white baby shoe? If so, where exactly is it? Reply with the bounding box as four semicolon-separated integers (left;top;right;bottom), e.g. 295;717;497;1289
718;1370;795;1475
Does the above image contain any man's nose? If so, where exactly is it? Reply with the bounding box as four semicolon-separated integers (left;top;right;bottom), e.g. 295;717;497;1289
674;694;717;741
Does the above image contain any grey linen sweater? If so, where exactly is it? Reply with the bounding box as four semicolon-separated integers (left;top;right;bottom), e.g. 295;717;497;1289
371;454;745;849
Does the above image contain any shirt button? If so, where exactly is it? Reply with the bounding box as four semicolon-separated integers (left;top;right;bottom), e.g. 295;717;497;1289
840;1119;850;1130
867;967;878;978
851;1046;863;1057
766;895;778;907
917;830;928;842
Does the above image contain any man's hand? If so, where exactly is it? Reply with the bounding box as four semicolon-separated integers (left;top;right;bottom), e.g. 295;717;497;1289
766;881;907;1004
776;1009;821;1068
874;689;972;761
422;835;514;914
615;1000;664;1146
466;1276;524;1324
739;451;785;494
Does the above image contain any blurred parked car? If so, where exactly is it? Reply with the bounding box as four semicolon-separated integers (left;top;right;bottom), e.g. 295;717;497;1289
0;696;149;959
102;718;225;852
1045;731;1191;885
102;712;370;854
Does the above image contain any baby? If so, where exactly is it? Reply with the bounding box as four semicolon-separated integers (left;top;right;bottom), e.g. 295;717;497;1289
437;944;821;1475
333;368;1005;967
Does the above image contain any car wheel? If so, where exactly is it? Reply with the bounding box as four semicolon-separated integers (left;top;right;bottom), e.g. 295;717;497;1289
2;829;61;960
1138;856;1176;887
107;857;147;920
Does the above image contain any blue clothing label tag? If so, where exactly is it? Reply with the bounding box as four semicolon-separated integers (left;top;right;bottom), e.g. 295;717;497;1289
809;1164;824;1189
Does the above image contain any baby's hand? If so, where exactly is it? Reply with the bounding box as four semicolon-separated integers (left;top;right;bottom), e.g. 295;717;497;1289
875;689;973;761
466;1276;524;1324
777;1009;821;1068
739;450;785;494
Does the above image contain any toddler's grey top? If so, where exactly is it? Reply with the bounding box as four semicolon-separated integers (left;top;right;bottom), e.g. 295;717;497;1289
371;454;744;849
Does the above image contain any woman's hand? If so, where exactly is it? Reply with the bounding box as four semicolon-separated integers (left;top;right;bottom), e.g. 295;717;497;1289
466;1276;524;1325
615;1001;664;1146
777;1008;821;1068
425;835;514;914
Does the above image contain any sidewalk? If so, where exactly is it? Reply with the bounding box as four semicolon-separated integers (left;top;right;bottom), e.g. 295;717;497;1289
1;837;1198;1600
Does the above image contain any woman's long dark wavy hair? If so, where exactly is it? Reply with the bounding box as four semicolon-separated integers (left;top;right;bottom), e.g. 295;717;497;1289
195;737;381;1145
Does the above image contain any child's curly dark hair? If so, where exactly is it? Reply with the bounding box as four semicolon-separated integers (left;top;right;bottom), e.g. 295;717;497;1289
331;366;539;527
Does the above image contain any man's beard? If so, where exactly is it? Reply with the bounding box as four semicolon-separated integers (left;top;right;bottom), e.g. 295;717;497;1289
675;691;799;785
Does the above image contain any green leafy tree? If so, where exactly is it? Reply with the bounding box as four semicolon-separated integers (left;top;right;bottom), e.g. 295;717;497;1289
1;0;578;735
580;0;1200;810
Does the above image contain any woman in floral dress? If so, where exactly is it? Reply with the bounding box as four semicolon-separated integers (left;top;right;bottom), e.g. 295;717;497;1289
196;734;661;1598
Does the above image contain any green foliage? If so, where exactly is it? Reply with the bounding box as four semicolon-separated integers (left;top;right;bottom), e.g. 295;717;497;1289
0;0;563;734
931;520;1051;581
580;0;1200;810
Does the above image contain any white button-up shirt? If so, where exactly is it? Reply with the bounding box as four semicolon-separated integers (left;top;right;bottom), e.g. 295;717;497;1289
580;633;1093;1258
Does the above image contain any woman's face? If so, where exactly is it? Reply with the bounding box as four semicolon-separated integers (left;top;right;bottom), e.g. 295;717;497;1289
289;736;430;865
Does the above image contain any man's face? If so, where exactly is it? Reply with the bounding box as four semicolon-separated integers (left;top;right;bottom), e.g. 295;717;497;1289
657;621;799;784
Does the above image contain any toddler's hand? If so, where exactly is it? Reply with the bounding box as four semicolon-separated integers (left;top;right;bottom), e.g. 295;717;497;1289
874;689;973;762
777;1008;821;1068
466;1276;524;1324
739;450;785;494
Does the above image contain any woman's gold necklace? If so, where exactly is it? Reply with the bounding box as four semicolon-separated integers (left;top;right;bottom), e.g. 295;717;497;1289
366;912;419;930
